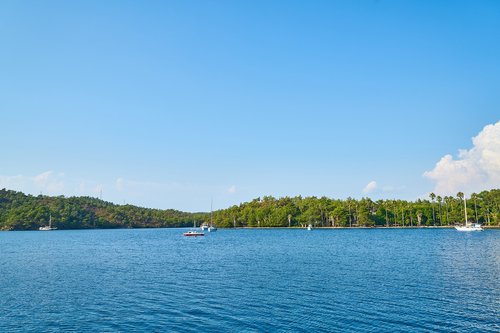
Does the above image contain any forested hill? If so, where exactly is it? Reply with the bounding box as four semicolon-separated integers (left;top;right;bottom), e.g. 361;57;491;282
0;189;207;230
1;188;499;230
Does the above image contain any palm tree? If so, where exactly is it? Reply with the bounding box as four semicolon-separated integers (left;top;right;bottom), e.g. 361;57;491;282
457;192;465;224
471;193;479;223
393;200;399;226
385;203;389;227
346;197;353;228
429;193;436;226
436;196;442;226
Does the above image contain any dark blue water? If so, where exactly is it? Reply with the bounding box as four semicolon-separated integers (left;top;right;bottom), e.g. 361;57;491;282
1;228;498;332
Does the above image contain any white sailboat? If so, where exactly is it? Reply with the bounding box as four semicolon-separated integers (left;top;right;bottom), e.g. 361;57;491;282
208;200;217;232
39;214;57;231
455;196;483;232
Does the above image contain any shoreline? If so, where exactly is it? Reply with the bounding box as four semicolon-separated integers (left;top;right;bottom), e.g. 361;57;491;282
3;225;499;231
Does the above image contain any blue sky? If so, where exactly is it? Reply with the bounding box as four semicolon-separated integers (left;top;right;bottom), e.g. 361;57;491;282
1;1;499;211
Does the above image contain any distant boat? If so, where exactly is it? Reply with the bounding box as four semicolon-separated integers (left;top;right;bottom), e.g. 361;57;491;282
184;220;204;236
307;224;312;231
39;214;57;231
208;199;217;232
183;230;205;237
455;224;483;232
200;224;208;231
455;196;483;232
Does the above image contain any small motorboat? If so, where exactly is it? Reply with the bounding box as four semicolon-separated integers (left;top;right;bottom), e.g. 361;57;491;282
183;230;205;237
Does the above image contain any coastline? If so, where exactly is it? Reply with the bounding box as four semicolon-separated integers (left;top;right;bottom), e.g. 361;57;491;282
3;225;499;231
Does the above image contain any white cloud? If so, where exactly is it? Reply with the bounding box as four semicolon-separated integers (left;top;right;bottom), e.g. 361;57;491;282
116;178;125;191
362;181;377;194
34;171;53;186
0;171;230;211
0;171;65;195
78;181;86;193
0;174;28;190
424;121;500;195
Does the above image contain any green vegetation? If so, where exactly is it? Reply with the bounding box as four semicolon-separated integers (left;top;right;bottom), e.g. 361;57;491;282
0;189;206;230
211;190;500;228
1;188;498;230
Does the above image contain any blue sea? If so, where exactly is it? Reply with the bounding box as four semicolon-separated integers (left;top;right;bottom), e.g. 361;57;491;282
1;228;498;332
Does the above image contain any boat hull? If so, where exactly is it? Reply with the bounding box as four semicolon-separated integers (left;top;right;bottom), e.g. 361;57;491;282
183;232;204;237
455;226;483;232
39;227;57;231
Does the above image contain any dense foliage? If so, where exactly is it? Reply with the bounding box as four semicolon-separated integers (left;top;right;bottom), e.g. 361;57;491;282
1;188;498;230
211;189;500;228
0;189;206;230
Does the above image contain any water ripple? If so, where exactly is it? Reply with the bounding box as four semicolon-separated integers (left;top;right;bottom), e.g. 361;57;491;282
0;228;498;332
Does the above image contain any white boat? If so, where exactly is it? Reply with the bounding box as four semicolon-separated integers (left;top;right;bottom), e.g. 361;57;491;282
39;214;57;231
207;199;217;232
184;221;204;236
200;224;208;231
183;230;204;237
455;195;483;232
307;224;312;231
455;223;483;232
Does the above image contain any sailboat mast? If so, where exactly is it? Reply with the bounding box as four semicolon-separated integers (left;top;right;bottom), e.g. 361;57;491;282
210;199;213;227
49;213;52;228
464;196;468;225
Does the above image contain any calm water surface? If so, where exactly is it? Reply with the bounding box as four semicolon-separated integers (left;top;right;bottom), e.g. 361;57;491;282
1;228;498;332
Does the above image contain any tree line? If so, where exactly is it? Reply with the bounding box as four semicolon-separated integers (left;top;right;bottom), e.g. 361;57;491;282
0;188;498;230
211;189;500;228
0;189;205;230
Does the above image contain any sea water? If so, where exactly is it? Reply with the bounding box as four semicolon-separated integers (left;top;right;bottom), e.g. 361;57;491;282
1;228;498;332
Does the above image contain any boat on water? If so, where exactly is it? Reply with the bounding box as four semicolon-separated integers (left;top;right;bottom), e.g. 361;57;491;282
455;195;483;232
200;224;208;231
455;223;483;231
39;214;57;231
307;224;312;231
184;220;204;236
183;230;205;237
207;199;217;232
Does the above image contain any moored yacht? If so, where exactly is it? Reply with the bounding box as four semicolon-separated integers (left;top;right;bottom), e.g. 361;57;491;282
39;214;57;231
455;195;483;232
455;223;483;231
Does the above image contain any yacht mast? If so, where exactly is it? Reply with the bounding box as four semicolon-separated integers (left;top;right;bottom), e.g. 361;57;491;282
464;196;468;226
210;199;213;227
